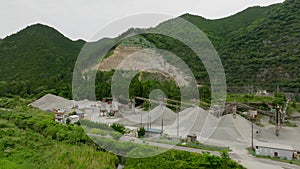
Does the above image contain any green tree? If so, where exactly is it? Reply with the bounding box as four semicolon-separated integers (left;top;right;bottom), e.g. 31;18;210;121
137;127;145;138
111;123;126;135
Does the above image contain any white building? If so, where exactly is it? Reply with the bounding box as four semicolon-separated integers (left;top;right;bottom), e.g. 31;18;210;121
255;142;295;160
69;115;80;124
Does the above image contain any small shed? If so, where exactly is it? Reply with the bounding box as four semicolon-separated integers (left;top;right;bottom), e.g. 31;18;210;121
255;142;295;160
145;128;163;137
187;133;197;143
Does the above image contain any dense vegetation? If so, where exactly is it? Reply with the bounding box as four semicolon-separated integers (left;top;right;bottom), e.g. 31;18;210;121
116;0;299;94
125;150;245;169
0;24;84;99
0;99;118;169
94;71;185;105
154;0;298;93
220;0;300;91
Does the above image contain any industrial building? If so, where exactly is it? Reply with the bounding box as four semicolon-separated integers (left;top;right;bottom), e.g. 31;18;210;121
255;142;295;160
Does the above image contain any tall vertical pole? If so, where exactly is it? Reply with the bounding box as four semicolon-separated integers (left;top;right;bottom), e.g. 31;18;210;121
275;105;279;136
251;117;254;150
161;117;164;136
140;113;142;128
177;112;179;137
147;110;150;137
177;106;179;137
147;111;149;130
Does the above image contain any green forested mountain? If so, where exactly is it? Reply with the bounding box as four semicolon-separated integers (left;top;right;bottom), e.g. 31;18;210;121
219;0;299;92
0;24;84;98
0;0;299;99
149;0;299;92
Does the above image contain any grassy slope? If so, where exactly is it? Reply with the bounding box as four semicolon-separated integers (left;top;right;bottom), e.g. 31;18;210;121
0;99;118;169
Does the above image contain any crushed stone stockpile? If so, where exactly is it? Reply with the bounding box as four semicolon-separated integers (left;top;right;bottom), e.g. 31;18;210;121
164;106;219;142
117;105;176;127
148;105;177;127
29;94;103;112
29;94;74;111
163;106;260;143
207;114;260;142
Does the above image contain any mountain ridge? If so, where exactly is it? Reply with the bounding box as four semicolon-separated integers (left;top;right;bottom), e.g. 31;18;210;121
0;0;299;99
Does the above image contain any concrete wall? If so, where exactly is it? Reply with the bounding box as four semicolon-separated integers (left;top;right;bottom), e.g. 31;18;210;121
255;147;294;160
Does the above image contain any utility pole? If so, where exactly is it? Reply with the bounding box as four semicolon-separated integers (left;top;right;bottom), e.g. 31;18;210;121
275;105;280;136
132;98;135;113
161;117;164;136
147;110;150;137
161;99;164;136
176;106;179;137
251;116;254;150
140;113;142;128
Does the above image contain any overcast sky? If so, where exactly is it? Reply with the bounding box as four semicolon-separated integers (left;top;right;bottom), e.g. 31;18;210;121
0;0;285;41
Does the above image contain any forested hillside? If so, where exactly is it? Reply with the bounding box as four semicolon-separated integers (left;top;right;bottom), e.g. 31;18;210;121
0;24;84;98
0;0;299;100
142;0;299;92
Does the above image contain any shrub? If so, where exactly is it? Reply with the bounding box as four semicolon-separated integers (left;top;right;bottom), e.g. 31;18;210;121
137;127;145;138
111;123;126;135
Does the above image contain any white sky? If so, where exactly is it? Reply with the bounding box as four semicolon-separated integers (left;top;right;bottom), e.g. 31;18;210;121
0;0;285;41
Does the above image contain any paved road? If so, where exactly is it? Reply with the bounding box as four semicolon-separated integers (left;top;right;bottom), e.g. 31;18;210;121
120;136;300;169
230;147;300;169
120;136;220;156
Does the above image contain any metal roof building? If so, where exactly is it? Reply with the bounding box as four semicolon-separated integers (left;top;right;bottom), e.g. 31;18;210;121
255;142;295;160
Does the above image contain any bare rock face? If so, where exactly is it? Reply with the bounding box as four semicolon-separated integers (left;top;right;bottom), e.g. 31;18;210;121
96;46;144;71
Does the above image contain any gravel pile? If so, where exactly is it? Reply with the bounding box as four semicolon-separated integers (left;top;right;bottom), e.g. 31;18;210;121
29;94;74;111
117;105;177;127
164;106;219;141
208;114;260;142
